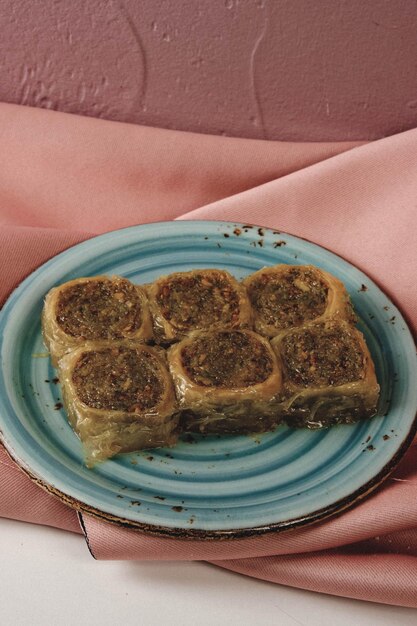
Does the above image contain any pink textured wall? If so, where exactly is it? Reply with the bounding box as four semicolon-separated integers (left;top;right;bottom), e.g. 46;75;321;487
1;0;416;141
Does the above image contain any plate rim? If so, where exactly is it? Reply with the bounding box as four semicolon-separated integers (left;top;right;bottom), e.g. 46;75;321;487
0;219;416;540
1;421;416;540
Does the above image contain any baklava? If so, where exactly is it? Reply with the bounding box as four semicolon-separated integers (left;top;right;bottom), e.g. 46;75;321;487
271;318;380;428
243;264;355;338
147;269;252;344
168;329;282;433
42;276;152;365
58;341;178;466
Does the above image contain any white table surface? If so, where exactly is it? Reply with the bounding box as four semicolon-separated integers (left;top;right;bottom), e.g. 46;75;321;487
0;518;415;626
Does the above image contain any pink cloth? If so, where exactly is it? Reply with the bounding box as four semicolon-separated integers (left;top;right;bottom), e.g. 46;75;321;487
0;103;416;608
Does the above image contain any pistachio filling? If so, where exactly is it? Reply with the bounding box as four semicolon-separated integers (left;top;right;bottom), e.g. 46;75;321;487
181;331;273;388
248;268;328;329
156;272;240;330
72;346;164;411
56;279;142;339
282;321;365;387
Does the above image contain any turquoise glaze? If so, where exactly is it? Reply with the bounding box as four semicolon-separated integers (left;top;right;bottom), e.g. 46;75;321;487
0;221;416;537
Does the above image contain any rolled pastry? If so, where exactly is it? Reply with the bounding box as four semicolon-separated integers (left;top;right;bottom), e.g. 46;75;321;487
243;264;355;338
58;341;178;466
271;318;380;428
167;329;282;433
42;276;153;365
147;269;252;344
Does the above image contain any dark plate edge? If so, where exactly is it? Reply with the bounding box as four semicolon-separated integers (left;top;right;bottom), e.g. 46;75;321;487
1;411;416;541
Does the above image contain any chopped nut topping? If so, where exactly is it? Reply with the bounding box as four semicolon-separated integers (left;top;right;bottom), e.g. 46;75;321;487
182;331;273;388
282;321;365;387
156;272;241;330
56;279;143;339
248;267;328;329
72;346;164;411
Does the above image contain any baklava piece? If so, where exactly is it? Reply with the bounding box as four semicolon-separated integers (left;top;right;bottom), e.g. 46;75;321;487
59;341;178;466
147;269;252;344
167;329;282;433
271;319;380;428
42;276;153;365
243;265;355;338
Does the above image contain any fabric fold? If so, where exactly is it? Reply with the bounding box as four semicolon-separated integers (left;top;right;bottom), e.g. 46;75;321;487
213;553;417;607
0;103;416;608
181;127;417;334
0;103;360;232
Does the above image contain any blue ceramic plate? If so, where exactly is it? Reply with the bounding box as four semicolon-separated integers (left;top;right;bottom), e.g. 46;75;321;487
0;221;416;538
